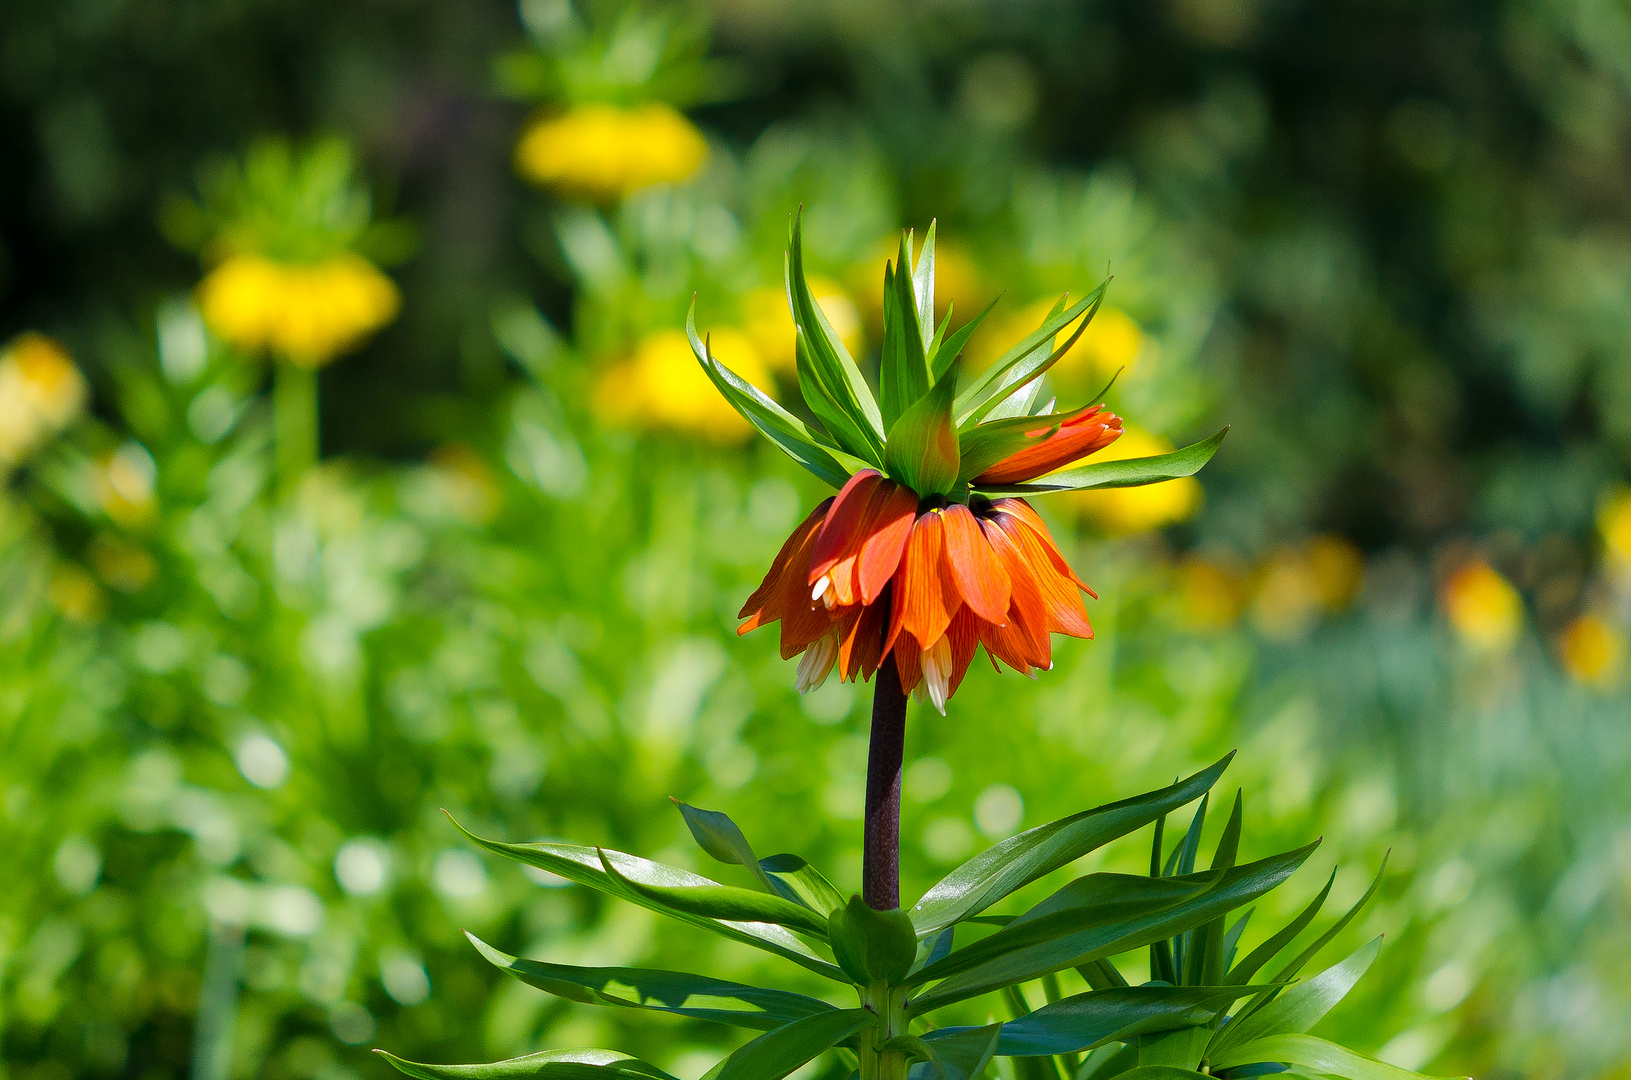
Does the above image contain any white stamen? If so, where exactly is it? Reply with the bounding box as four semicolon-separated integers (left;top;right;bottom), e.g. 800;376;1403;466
811;576;830;602
795;629;840;694
921;636;953;715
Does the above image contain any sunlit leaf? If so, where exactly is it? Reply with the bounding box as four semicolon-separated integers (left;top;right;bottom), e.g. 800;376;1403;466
975;429;1227;496
375;1048;679;1079
713;1009;875;1080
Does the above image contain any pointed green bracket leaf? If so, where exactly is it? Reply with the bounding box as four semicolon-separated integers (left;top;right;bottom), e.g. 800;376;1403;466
884;357;961;495
881;233;932;429
982;986;1263;1057
465;933;837;1032
1209;1035;1467;1080
1224;871;1334;987
912;222;937;348
911;754;1234;937
931;294;1001;381
974;428;1228;496
759;854;846;918
445;814;846;982
1138;1027;1213;1070
714;1009;875;1080
1212;937;1381;1055
687;304;855;488
375;1048;679;1079
827;895;917;985
787;213;886;464
953;286;1104;424
674;800;778;894
962;290;1104;428
908;843;1320;1011
596;848;830;938
909;1025;1003;1080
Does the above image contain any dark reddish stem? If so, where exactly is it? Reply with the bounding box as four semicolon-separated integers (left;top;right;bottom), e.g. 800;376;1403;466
863;655;908;910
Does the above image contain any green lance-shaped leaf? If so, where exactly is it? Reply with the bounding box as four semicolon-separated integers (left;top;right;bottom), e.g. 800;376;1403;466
827;894;918;985
931;295;1001;380
907;843;1320;1012
968;986;1263;1057
1211;937;1381;1056
375;1048;679;1080
880;234;932;428
465;933;837;1032
671;802;843;916
687;304;856;488
954;286;1104;424
446;815;845;981
1209;1035;1467;1080
1184;792;1244;988
908;1025;1003;1080
974;428;1228;496
1138;1027;1213;1070
910;754;1234;937
884;357;962;496
596;848;830;938
964;291;1103;428
713;1009;875;1080
787;212;886;464
1089;1069;1210;1080
1224;871;1334;987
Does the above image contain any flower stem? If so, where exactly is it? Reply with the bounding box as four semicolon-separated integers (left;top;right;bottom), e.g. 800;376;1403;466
863;655;908;910
274;360;318;496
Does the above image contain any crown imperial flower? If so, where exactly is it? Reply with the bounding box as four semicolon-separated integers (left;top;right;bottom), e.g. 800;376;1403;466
691;215;1226;710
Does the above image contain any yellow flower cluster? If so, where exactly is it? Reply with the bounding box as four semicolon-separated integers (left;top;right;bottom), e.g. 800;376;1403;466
0;333;86;468
1558;613;1623;689
594;329;769;443
740;278;865;374
1599;486;1631;575
516;104;708;201
197;252;400;367
1064;427;1202;534
1441;558;1523;652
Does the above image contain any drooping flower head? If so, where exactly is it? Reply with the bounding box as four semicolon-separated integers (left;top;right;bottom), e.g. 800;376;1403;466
169;138;404;367
690;215;1226;711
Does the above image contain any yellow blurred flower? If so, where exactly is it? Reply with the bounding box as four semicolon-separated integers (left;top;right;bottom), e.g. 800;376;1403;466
1599;486;1631;573
1558;612;1623;689
48;563;107;624
1441;558;1523;651
0;332;86;466
741;278;865;375
1248;536;1362;641
515;103;707;201
1064;427;1202;534
1176;554;1248;631
967;299;1144;390
594;328;769;443
95;443;158;526
197;252;400;367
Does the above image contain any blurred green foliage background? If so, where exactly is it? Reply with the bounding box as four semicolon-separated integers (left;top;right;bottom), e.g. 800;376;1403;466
4;1;1631;1078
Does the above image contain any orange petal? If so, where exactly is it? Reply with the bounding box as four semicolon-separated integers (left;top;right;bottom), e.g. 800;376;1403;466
839;598;889;683
973;407;1123;485
885;511;961;655
941;504;1011;625
992;512;1092;640
979;519;1053;671
992;498;1096;597
946;607;983;698
855;485;918;604
891;636;923;695
810;470;884;587
739;498;832;628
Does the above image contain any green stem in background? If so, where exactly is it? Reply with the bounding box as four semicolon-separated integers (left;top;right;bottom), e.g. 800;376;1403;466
863;655;908;911
274;360;318;495
188;921;244;1080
